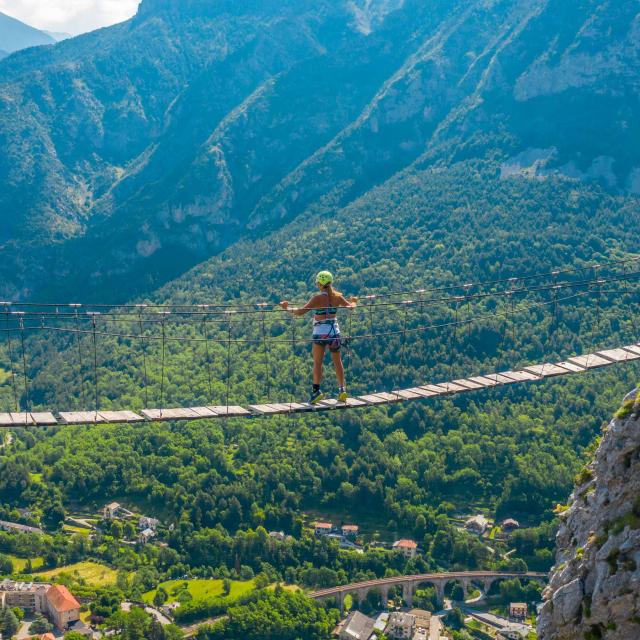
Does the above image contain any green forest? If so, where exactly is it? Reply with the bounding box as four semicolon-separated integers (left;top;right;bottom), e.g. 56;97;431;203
1;162;639;636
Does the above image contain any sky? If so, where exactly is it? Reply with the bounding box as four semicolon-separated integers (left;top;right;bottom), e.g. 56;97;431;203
0;0;140;35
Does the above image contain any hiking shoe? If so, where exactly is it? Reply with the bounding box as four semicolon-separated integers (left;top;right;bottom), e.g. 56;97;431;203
338;388;348;403
309;390;326;405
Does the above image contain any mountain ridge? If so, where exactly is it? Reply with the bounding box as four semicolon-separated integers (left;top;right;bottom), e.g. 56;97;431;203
0;10;55;54
0;0;639;305
43;31;71;42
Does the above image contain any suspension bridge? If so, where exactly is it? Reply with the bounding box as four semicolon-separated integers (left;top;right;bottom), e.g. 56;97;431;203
1;257;639;428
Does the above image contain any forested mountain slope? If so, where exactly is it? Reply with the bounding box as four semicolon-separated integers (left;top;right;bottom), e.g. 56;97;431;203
2;162;639;574
1;0;638;301
20;160;640;411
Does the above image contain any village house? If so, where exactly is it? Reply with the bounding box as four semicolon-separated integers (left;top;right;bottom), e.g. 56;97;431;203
465;515;489;535
269;530;286;541
341;524;359;538
497;623;531;639
138;516;160;530
338;610;375;640
408;609;431;640
392;538;418;559
502;518;520;533
45;584;82;630
386;611;415;639
509;602;528;619
103;502;122;519
0;519;44;535
0;580;49;610
138;527;157;544
467;611;531;640
314;521;333;536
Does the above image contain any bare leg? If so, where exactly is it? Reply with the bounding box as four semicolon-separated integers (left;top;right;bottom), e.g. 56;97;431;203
313;343;325;385
330;350;345;388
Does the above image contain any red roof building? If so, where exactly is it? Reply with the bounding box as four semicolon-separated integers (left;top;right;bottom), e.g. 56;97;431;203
502;518;521;533
393;539;418;558
45;585;81;630
509;602;528;619
314;522;333;535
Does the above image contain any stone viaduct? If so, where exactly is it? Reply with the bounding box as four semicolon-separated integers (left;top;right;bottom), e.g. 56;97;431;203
309;571;547;613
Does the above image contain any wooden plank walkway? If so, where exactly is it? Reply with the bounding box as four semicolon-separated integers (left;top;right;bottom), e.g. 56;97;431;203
2;343;640;428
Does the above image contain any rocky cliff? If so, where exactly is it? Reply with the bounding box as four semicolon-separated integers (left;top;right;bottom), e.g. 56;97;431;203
538;391;640;640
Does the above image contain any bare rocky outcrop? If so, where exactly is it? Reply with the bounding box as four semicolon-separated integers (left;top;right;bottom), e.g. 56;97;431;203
538;391;640;640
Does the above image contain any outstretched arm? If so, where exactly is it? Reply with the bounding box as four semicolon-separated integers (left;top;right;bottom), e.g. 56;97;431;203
280;297;318;316
280;293;358;315
337;294;358;308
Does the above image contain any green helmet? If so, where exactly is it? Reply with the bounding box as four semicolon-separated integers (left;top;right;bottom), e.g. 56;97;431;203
316;270;334;286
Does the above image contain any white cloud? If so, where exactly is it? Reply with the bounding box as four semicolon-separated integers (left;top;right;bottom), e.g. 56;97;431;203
0;0;141;35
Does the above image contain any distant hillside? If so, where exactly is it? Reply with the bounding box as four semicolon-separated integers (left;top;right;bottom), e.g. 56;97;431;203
43;31;71;42
0;11;55;54
0;0;638;302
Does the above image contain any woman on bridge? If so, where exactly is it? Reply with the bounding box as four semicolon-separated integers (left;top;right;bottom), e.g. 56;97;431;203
280;271;357;405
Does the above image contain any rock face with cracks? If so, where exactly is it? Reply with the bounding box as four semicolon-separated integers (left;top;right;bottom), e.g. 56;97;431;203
538;391;640;640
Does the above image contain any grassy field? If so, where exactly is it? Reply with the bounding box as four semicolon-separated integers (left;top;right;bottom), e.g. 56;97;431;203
8;555;44;572
38;561;119;586
143;579;255;604
267;583;300;592
63;524;92;536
